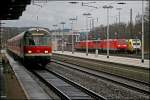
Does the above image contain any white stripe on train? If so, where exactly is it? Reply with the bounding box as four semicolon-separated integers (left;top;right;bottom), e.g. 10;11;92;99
25;53;52;56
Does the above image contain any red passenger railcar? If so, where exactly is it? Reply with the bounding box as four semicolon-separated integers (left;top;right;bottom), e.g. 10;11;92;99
7;28;52;66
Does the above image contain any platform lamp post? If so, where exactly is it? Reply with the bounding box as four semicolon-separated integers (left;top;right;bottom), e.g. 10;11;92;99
116;8;122;24
116;8;122;38
88;16;93;32
141;0;144;63
60;22;65;53
103;5;113;58
69;18;77;54
117;2;126;39
83;13;91;56
53;24;58;51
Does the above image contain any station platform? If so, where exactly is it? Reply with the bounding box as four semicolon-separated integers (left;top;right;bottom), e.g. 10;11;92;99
0;55;7;99
53;51;149;69
4;51;51;99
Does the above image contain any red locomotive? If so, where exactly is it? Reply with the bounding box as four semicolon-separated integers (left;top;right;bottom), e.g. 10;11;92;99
75;39;128;52
7;28;52;66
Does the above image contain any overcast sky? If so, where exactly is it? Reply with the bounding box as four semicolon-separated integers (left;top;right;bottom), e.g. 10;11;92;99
2;1;147;31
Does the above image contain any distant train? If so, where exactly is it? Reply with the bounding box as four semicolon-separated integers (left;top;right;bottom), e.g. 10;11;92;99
75;39;141;53
127;39;141;53
7;28;52;66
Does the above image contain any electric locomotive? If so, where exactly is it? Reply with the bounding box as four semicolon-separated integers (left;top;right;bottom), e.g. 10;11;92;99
7;27;52;66
75;39;128;52
75;39;141;53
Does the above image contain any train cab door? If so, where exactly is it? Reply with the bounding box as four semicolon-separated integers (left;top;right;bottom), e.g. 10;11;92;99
20;38;24;58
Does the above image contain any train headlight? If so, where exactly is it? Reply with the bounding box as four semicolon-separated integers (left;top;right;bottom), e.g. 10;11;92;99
44;50;48;53
28;50;32;53
123;45;127;47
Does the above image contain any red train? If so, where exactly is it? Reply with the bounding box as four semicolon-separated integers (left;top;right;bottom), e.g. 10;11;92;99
75;39;128;52
7;28;52;66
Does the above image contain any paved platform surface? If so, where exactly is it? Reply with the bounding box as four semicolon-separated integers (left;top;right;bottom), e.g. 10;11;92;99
5;52;51;99
53;51;149;68
0;56;7;99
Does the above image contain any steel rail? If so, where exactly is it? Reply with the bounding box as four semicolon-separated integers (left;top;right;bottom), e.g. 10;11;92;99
52;54;149;83
32;70;70;100
32;69;106;100
45;68;107;100
51;60;150;95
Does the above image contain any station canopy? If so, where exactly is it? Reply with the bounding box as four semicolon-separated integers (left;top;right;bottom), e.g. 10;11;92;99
0;0;31;20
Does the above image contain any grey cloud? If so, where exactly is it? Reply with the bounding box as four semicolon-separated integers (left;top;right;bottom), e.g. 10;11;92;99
3;1;146;31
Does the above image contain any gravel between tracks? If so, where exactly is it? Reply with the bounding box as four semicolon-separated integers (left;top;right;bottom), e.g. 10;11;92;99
47;62;149;100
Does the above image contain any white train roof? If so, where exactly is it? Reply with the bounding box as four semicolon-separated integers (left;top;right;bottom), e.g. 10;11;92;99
28;27;50;33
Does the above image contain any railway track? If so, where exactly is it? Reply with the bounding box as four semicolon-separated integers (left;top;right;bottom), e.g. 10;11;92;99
52;54;149;83
31;67;106;100
51;59;150;95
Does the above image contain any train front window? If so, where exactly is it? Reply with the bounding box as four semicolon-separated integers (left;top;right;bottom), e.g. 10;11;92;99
25;36;50;46
133;43;140;45
132;39;140;45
